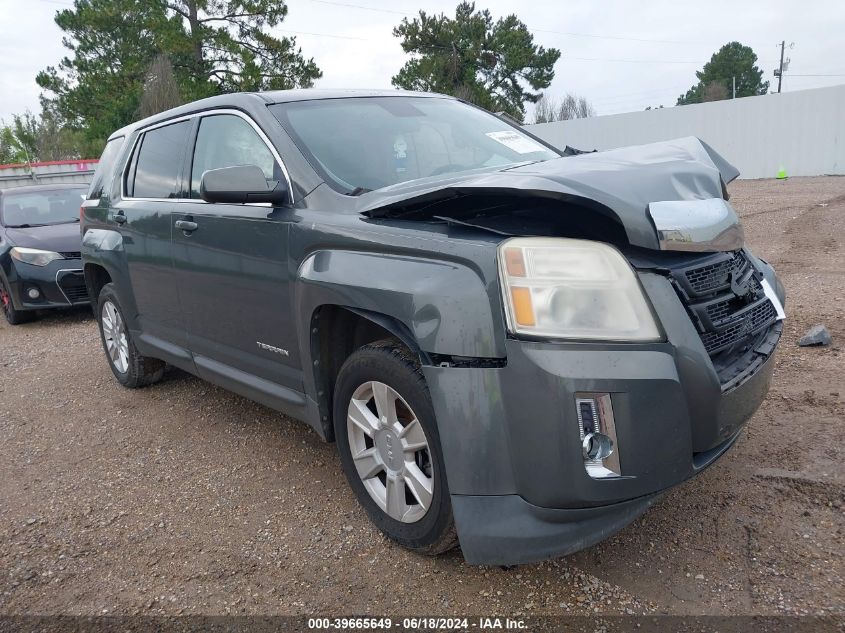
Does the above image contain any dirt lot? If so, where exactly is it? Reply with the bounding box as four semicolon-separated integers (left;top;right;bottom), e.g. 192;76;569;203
0;177;843;617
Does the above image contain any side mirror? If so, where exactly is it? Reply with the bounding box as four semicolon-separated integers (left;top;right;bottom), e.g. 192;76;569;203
199;164;290;205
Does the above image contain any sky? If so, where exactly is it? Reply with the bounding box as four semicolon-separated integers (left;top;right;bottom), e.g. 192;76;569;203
1;0;844;124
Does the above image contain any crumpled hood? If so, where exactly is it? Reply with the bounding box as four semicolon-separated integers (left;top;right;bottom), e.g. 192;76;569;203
4;222;82;253
358;136;740;251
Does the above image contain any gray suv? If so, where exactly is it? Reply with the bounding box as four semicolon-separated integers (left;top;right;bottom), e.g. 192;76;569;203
81;90;785;565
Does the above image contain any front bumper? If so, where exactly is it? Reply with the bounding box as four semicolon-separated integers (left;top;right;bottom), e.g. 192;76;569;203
422;271;781;565
452;492;662;566
0;257;89;311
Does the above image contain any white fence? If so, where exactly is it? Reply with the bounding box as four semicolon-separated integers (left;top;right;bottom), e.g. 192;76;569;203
526;85;845;180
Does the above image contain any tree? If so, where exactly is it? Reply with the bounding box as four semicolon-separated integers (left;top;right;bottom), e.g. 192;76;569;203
533;93;595;123
677;42;768;105
0;131;15;165
392;2;560;121
0;111;88;164
701;80;729;102
161;0;321;93
37;0;321;152
3;114;39;164
139;55;184;118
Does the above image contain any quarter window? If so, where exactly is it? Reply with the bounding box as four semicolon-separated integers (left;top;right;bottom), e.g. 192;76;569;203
190;114;279;198
88;136;124;200
129;120;191;199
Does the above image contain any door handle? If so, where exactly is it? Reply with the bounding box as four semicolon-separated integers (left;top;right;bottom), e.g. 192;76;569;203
114;213;127;225
175;220;198;233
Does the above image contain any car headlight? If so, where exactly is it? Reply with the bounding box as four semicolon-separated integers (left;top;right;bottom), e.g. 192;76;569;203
10;247;64;267
498;237;662;341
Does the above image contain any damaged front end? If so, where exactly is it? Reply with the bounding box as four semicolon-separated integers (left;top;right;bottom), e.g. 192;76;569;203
358;135;784;395
348;133;786;565
358;135;740;252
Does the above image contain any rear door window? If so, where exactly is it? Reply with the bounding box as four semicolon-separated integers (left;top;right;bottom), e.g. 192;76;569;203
189;114;279;198
87;136;125;199
129;120;191;199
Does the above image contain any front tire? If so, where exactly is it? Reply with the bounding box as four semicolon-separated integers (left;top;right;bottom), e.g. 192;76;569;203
96;283;164;388
333;341;457;555
0;278;35;325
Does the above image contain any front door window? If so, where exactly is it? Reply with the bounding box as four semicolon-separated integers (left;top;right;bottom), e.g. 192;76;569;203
189;114;280;198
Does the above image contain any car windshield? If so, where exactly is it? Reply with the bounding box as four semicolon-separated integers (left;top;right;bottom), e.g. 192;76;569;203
270;96;560;193
1;188;86;227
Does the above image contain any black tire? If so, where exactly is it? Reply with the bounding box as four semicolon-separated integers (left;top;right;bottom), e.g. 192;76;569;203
333;340;457;555
0;277;35;325
96;283;164;388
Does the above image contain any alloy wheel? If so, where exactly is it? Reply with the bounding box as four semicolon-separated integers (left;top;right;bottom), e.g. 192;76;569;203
346;381;434;523
101;300;129;374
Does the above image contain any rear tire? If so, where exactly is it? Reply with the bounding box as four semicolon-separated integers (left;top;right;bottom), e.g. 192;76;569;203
0;277;35;325
333;340;457;555
96;283;164;388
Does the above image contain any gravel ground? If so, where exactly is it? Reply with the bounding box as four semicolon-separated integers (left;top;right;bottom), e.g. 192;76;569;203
0;176;843;617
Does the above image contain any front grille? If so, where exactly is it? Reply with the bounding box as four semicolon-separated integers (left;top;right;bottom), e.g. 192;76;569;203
700;299;777;354
706;299;734;324
704;277;762;325
662;249;780;388
684;253;743;295
60;251;82;260
58;272;89;304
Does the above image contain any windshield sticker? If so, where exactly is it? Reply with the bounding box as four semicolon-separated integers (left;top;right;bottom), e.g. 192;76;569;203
394;135;408;174
486;131;547;154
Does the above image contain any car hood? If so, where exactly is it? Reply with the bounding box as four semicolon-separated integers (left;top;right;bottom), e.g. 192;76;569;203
4;222;82;253
357;136;741;251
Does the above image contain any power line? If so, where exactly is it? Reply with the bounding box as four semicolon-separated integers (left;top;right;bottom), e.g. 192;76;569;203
307;0;763;48
532;28;701;45
310;0;409;16
590;86;688;104
277;31;729;66
277;29;369;41
567;56;706;64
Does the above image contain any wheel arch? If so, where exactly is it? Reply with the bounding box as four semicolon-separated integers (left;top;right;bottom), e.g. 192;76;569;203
308;304;424;442
294;248;505;441
83;262;112;306
294;248;505;358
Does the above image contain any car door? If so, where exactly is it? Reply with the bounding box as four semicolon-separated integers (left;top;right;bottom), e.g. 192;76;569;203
171;112;301;391
114;119;192;350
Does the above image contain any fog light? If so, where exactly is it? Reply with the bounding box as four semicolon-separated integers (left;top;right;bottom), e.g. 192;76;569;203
582;432;614;461
26;287;41;300
575;394;621;478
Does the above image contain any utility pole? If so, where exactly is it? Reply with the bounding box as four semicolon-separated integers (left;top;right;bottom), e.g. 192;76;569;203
732;76;736;99
777;40;785;93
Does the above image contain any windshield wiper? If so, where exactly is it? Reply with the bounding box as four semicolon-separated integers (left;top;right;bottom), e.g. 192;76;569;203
501;159;546;171
346;187;372;196
8;219;78;227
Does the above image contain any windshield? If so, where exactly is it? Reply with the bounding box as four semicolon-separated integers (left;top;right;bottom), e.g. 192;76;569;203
1;188;86;227
270;97;559;193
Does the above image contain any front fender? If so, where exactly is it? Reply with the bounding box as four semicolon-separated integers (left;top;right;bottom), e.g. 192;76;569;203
295;249;504;360
81;228;138;326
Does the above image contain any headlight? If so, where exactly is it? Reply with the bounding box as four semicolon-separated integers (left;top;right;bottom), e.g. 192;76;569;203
498;237;661;341
10;247;64;267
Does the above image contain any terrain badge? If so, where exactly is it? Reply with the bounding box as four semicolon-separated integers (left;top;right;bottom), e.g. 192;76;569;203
256;341;289;356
